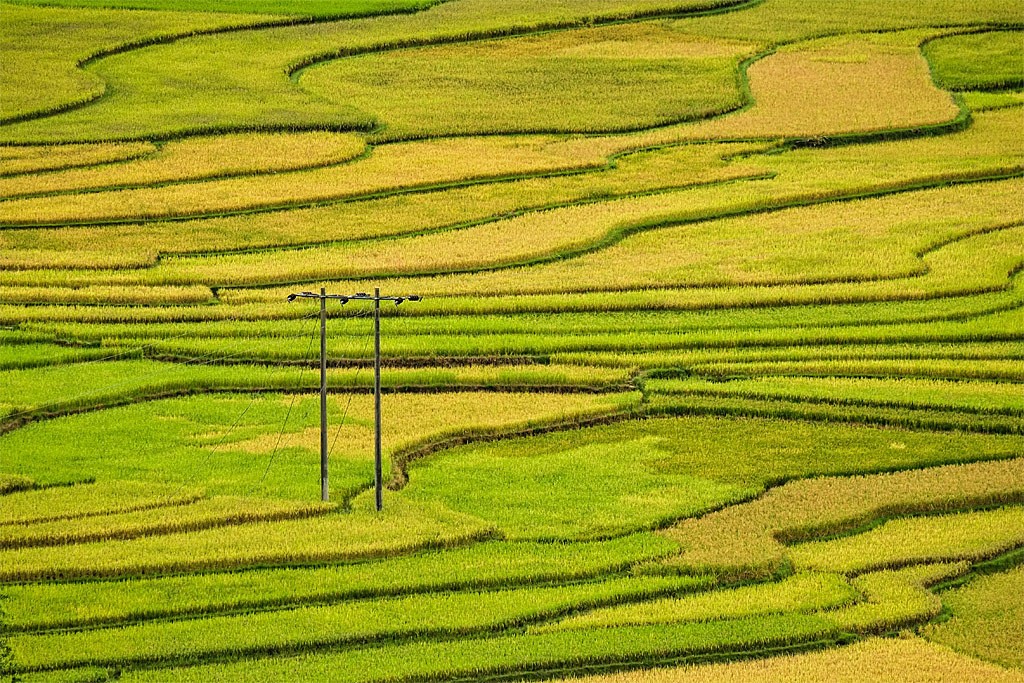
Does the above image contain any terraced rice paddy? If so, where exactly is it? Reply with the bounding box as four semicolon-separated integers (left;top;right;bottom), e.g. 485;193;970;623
0;0;1022;680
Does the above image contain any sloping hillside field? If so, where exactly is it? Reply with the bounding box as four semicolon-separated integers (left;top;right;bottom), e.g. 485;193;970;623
1;0;1023;680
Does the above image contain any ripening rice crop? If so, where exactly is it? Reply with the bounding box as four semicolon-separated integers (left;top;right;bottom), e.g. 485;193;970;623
923;564;1024;669
0;4;266;123
0;135;620;225
646;377;1024;418
788;505;1024;573
0;495;492;581
0;480;203;525
660;458;1024;578
0;533;685;632
300;23;753;140
401;416;1023;540
214;178;1023;299
4;575;700;672
644;32;960;142
0;342;136;370
0;495;329;549
0;132;367;198
533;636;1024;683
0;389;639;498
0;0;444;14
822;562;966;632
0;141;154;176
0;0;743;142
0;284;213;306
540;572;856;632
923;30;1024;92
109;613;838;683
0;141;764;268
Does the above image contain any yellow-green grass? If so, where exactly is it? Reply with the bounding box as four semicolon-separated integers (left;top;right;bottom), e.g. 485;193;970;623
3;0;1014;144
823;562;966;632
0;134;624;226
0;284;212;305
0;361;632;423
660;458;1024;578
0;495;492;581
0;3;281;122
9;176;1021;295
924;30;1024;92
4;575;702;673
1;390;639;499
1;0;443;16
85;305;1024;366
674;0;1024;45
0;0;741;143
0;474;34;495
962;90;1024;111
789;505;1024;574
6;100;1022;274
0;132;367;198
923;564;1024;669
110;613;838;683
540;572;856;632
0;142;766;268
0;533;687;632
642;32;959;142
301;23;753;140
646;377;1024;418
564;341;1024;371
0;495;330;549
688;358;1024;382
399;415;1024;540
0;480;202;525
0;342;136;370
0;140;154;176
219;179;1024;301
535;637;1024;683
647;393;1024;438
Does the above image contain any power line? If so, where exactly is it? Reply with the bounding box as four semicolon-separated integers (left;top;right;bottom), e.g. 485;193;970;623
287;288;420;508
250;316;320;496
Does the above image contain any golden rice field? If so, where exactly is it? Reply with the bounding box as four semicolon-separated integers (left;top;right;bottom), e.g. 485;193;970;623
0;0;1022;680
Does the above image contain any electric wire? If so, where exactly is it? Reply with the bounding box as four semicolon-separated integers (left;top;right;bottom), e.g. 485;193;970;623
249;316;320;495
327;307;375;462
172;313;320;496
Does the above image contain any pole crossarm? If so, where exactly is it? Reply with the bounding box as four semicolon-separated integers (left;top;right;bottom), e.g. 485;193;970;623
285;288;421;509
287;291;421;306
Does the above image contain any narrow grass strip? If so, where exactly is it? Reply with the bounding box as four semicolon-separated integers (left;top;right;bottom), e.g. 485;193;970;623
0;533;683;633
0;496;493;582
532;637;1024;683
111;613;839;683
0;481;203;526
823;562;967;633
659;458;1024;579
539;572;856;632
5;575;703;672
0;496;330;549
789;506;1024;574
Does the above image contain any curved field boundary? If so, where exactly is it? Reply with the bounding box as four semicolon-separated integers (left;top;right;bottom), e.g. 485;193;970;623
0;0;457;127
0;133;370;202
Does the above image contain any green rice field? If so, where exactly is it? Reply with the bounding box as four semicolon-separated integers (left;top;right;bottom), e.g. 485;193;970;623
0;0;1022;680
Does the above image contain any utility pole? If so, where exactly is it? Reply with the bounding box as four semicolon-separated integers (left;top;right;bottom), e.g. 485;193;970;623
287;289;421;508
